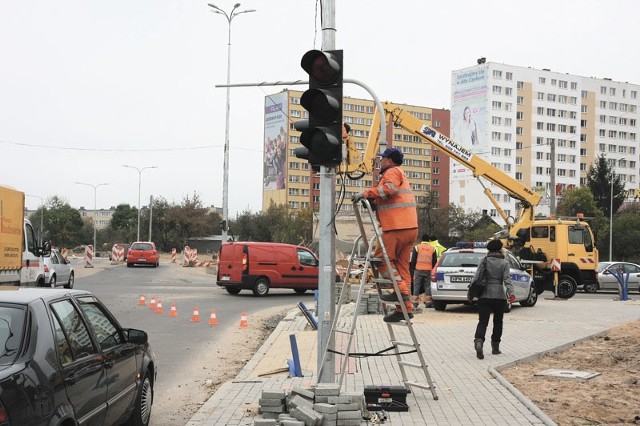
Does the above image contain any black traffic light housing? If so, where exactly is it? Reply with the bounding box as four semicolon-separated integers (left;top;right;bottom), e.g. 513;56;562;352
294;49;343;167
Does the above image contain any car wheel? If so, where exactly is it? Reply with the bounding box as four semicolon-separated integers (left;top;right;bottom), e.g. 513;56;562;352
556;275;578;299
225;286;241;295
432;300;447;311
583;282;598;293
127;263;133;268
520;285;538;307
504;299;512;313
294;289;307;294
64;272;74;289
126;369;153;426
252;278;270;296
50;275;57;288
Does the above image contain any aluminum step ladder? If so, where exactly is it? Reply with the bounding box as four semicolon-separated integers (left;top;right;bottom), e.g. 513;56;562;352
318;198;438;400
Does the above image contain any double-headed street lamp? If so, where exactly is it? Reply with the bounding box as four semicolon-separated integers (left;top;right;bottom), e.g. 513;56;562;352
75;182;108;255
123;165;157;242
208;2;256;242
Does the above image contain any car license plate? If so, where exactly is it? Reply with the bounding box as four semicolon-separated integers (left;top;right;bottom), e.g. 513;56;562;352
220;276;230;281
438;284;456;290
138;258;146;262
450;276;472;283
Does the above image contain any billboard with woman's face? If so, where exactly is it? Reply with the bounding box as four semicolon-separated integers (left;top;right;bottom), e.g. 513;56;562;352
263;92;288;191
451;67;487;155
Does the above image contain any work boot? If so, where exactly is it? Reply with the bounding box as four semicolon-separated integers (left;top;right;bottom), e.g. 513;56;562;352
491;341;501;355
383;311;414;323
474;338;484;359
380;292;410;302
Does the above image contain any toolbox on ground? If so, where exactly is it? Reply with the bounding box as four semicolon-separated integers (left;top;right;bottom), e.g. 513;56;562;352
364;385;409;411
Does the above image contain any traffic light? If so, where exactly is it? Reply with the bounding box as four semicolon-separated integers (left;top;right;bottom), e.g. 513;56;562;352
294;49;343;167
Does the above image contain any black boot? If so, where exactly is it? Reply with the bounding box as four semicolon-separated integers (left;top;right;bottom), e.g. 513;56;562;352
474;338;484;359
491;341;501;355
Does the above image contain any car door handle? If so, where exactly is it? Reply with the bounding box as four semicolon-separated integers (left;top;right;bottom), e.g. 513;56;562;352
227;264;232;269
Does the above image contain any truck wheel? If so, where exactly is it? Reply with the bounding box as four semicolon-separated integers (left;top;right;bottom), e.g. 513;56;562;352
225;286;241;295
583;282;598;293
520;285;538;307
556;275;578;299
253;278;270;296
432;301;447;311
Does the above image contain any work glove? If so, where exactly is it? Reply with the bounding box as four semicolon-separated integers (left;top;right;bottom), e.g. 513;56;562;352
351;192;365;203
508;293;516;303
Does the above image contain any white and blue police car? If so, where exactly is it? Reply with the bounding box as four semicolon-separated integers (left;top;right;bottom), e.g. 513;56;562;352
430;242;538;311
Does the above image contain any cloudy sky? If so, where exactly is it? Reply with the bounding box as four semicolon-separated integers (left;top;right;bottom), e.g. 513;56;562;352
2;0;638;215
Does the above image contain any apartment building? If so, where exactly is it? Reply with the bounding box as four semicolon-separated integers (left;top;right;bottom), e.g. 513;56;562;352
450;61;640;219
262;89;450;215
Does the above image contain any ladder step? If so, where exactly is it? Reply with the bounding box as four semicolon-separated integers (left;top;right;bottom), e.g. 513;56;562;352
405;381;433;390
391;341;419;348
398;360;424;369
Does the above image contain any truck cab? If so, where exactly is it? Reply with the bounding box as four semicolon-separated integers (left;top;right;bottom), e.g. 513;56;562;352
21;219;47;286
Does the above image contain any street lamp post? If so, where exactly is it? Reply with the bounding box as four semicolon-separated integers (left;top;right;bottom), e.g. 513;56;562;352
26;194;44;244
123;165;158;241
208;2;256;243
609;158;625;261
75;182;108;255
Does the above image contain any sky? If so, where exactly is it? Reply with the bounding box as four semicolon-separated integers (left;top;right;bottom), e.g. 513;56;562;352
2;0;639;215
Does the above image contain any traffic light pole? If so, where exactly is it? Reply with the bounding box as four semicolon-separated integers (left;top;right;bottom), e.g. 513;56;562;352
317;0;337;384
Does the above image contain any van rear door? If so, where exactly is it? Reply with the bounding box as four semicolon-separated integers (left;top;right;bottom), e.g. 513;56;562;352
218;244;244;284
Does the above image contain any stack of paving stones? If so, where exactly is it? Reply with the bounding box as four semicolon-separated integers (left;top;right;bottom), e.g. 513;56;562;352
255;384;364;426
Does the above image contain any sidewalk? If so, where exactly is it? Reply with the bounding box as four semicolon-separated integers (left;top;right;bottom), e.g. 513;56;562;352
187;296;640;425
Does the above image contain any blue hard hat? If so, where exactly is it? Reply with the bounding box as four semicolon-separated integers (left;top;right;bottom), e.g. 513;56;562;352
378;147;404;164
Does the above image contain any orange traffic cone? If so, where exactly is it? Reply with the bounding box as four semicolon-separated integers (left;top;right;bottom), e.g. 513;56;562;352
239;311;248;328
138;294;146;306
149;297;156;310
208;310;218;326
190;306;201;323
155;300;163;314
169;303;177;318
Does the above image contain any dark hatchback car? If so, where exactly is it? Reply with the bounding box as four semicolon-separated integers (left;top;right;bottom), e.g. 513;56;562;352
0;288;156;426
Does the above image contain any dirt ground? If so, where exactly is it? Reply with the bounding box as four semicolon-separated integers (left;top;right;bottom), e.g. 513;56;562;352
501;320;640;425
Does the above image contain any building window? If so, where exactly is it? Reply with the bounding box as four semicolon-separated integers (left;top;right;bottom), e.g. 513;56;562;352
517;81;524;89
434;120;441;128
581;90;588;99
517;96;524;105
493;70;502;79
506;72;513;81
539;77;546;84
581;105;588;113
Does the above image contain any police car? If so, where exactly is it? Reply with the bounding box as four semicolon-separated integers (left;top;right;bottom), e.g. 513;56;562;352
430;242;538;311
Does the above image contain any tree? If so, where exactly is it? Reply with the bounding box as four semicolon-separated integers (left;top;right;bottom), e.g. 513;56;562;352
612;204;640;262
417;191;446;238
110;204;138;243
587;154;625;218
231;203;313;244
447;203;483;239
43;196;84;248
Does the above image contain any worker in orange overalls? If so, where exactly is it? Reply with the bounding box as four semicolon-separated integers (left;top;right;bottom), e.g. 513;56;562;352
410;234;437;311
352;147;418;322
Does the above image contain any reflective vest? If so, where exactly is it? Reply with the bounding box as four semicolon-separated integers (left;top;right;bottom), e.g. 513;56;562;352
430;240;447;257
363;166;417;231
415;243;435;271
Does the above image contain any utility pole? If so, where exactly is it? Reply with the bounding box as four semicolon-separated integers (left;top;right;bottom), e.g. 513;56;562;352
148;195;153;241
317;0;337;383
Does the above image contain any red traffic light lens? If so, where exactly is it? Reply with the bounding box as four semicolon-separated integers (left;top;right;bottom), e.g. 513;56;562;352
301;50;340;85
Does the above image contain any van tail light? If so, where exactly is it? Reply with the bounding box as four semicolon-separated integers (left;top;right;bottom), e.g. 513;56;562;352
0;400;9;423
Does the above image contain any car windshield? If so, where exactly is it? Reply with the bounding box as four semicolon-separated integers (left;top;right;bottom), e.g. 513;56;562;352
440;252;486;267
132;243;153;251
0;305;26;365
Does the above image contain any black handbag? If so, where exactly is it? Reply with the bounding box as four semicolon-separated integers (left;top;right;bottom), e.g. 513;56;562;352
467;257;488;299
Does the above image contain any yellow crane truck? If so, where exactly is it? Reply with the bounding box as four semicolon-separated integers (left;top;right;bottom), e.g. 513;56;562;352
343;102;598;299
0;185;49;286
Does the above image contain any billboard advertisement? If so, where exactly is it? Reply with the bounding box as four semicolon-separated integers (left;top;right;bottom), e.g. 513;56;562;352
263;92;288;191
451;66;488;181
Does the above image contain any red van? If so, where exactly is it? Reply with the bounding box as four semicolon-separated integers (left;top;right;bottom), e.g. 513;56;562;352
217;242;320;296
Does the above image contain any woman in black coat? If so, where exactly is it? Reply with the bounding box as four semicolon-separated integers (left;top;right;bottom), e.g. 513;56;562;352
467;239;515;359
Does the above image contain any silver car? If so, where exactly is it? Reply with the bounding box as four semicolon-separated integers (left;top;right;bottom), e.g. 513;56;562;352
43;248;74;288
430;243;538;311
584;262;640;293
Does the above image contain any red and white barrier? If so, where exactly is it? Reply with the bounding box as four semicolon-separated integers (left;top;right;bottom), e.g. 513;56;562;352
84;245;94;268
171;248;177;263
111;244;125;264
182;246;192;266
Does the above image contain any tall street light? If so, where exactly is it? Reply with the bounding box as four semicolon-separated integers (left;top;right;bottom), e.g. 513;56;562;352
208;2;256;243
26;194;44;244
75;182;108;255
609;158;625;261
123;165;158;241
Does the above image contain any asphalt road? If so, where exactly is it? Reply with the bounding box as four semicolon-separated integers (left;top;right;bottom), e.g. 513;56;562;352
70;258;316;424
